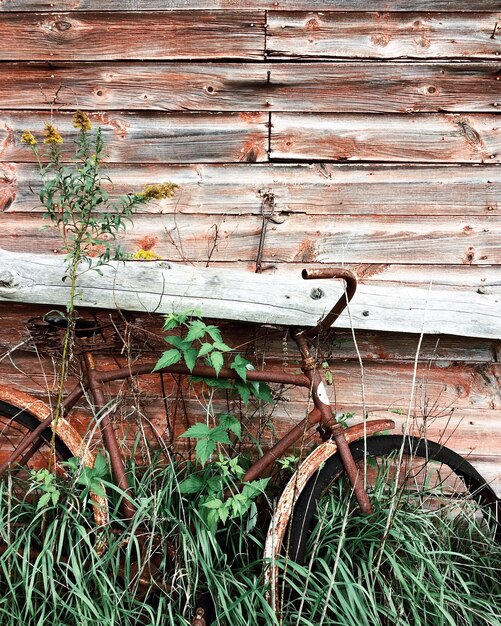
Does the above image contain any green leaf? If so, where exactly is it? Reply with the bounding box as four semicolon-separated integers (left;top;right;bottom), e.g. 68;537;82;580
202;498;223;510
197;342;214;357
93;452;107;477
190;376;233;389
205;325;222;343
212;341;232;353
209;351;224;375
153;349;181;371
185;319;207;342
182;348;199;372
230;354;250;381
178;475;205;494
209;427;231;445
218;505;229;524
234;381;251;406
165;335;192;350
51;490;60;506
253;382;274;403
180;423;211;439
37;492;52;510
219;414;242;439
195;438;216;465
90;481;106;498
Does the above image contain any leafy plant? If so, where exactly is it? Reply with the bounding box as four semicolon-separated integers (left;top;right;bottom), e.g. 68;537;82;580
21;113;177;446
154;311;274;405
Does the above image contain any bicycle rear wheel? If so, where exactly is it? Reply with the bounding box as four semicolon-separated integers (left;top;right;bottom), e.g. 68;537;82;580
282;435;500;623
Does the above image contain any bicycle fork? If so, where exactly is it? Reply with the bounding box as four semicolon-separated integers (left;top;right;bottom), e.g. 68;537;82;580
294;330;373;515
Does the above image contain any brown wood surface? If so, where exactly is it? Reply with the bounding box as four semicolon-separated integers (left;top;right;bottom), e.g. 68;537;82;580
0;2;499;483
1;213;499;265
1;111;268;163
1;1;499;11
4;163;500;216
4;111;500;165
268;12;501;59
0;11;265;60
271;114;501;163
0;62;498;112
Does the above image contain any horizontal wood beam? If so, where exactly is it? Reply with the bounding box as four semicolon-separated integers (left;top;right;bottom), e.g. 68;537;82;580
0;11;265;61
1;112;268;164
0;249;499;339
1;213;499;265
270;114;501;163
0;62;498;112
267;12;501;59
3;163;500;216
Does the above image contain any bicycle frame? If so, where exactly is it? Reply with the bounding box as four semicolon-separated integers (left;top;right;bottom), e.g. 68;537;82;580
0;267;390;522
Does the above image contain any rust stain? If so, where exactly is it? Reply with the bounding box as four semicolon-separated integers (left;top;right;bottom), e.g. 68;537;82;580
138;235;159;251
293;239;317;263
305;16;320;31
0;122;15;158
371;33;391;47
355;263;387;279
462;225;474;234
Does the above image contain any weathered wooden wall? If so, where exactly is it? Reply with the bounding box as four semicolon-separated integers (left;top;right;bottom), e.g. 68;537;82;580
0;2;500;492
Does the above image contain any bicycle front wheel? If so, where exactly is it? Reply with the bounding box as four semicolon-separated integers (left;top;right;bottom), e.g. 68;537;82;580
282;435;500;624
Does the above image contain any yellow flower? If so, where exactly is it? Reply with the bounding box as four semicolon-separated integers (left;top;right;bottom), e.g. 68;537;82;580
21;130;37;146
44;124;63;145
73;110;92;132
141;183;178;200
133;248;162;261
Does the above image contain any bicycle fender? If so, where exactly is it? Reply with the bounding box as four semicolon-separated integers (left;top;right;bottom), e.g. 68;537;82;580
0;384;109;530
263;418;394;612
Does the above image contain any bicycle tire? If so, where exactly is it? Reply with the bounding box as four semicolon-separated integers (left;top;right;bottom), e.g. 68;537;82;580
288;435;500;565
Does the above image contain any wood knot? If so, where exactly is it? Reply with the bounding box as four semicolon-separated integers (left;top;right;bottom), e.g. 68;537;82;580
0;270;16;288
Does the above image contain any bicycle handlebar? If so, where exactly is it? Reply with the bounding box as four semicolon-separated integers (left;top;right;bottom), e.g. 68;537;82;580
301;267;358;339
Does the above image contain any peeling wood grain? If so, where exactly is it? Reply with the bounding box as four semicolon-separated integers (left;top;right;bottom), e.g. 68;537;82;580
0;11;265;60
0;1;499;11
0;249;500;338
0;111;268;163
271;114;501;163
4;163;501;216
0;62;498;112
268;12;501;59
1;213;500;266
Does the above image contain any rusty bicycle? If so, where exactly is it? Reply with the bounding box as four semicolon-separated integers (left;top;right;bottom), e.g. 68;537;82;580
0;267;499;623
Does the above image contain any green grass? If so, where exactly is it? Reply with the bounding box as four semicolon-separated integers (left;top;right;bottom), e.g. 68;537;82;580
0;456;499;626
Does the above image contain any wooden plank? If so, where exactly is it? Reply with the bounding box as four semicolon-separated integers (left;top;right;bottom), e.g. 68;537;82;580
1;213;500;265
1;1;499;11
271;114;501;163
0;11;265;61
0;111;268;163
267;12;501;59
0;303;497;363
0;249;500;338
0;62;498;112
268;62;501;113
4;163;501;216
